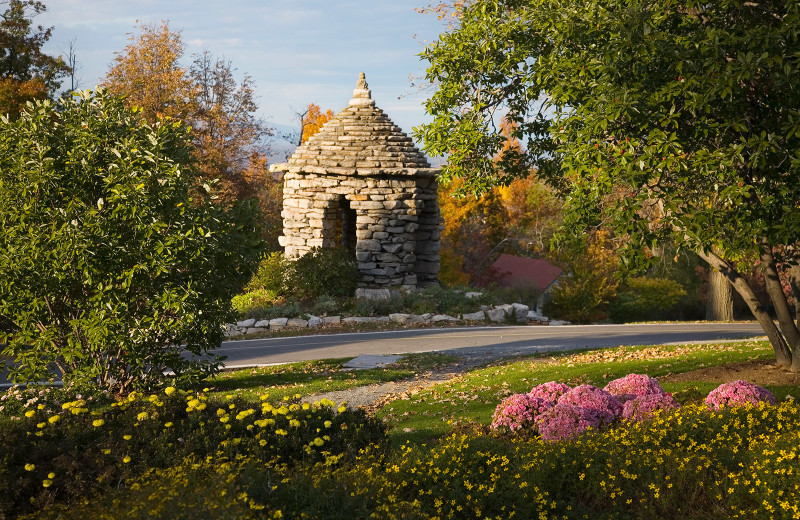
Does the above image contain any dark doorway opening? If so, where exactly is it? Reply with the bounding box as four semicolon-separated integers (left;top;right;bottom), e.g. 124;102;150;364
334;196;357;252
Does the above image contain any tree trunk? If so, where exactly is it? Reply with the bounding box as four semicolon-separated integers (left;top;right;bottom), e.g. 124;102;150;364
697;248;793;368
760;245;800;371
789;264;800;325
705;265;733;321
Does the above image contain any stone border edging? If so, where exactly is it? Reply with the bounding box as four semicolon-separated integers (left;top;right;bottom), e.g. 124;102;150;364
224;302;567;338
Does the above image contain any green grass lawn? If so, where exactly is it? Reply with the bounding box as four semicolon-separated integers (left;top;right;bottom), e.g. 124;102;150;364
205;352;458;404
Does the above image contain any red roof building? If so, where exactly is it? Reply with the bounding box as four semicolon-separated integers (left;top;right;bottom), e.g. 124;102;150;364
490;254;563;292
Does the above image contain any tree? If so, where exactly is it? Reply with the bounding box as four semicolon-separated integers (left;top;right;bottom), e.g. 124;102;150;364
0;90;265;393
102;20;194;122
301;103;335;144
418;0;800;370
188;50;272;203
103;21;273;208
0;0;69;117
706;250;734;321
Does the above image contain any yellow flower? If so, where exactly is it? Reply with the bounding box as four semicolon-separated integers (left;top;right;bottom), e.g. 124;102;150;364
164;422;173;428
42;479;52;488
164;386;176;396
48;472;55;479
48;415;60;424
25;410;35;418
313;437;325;447
123;435;132;441
136;412;148;421
92;419;105;427
24;463;35;471
324;421;332;428
122;456;131;463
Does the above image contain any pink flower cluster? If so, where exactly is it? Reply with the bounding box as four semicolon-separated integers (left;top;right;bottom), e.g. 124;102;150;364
556;384;622;425
536;403;602;441
490;375;780;442
604;373;665;403
529;381;571;403
705;380;777;410
490;393;551;432
621;393;679;422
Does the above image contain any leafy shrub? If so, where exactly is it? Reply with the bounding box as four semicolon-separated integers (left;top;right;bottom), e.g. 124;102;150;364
350;294;404;317
231;288;277;317
312;294;340;316
253;300;304;320
284;247;359;299
705;380;777;410
0;91;264;393
609;277;687;322
245;251;289;293
543;232;619;323
401;285;494;316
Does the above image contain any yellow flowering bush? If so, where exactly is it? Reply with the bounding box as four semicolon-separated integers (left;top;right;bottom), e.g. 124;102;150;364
0;390;385;519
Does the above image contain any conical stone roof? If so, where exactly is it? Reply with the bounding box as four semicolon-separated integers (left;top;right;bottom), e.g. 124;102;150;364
285;73;437;177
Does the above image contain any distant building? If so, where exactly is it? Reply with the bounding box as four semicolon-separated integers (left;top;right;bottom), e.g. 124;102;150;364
274;73;442;298
490;254;563;311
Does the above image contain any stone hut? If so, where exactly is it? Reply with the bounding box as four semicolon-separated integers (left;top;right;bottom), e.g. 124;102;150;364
277;73;441;295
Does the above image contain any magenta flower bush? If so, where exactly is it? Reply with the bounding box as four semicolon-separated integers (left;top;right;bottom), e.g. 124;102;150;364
604;374;665;403
536;403;603;441
529;381;571;403
705;380;777;410
622;393;680;422
490;394;552;432
493;375;781;443
557;384;623;425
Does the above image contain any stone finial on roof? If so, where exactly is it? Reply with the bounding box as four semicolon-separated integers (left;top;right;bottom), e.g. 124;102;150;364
349;72;375;107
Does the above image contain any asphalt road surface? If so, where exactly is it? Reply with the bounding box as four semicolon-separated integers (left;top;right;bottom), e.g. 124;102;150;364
0;322;767;387
216;322;765;367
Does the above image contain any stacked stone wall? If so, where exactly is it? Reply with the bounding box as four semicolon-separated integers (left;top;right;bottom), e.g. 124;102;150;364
280;172;441;289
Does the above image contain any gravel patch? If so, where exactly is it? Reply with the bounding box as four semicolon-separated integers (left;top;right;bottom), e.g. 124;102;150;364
302;345;560;412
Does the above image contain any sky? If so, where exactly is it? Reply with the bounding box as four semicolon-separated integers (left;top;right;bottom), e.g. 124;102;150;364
37;0;449;155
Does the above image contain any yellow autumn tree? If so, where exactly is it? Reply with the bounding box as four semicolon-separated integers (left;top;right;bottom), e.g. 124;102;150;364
438;115;563;285
102;20;195;122
102;21;273;207
300;103;335;144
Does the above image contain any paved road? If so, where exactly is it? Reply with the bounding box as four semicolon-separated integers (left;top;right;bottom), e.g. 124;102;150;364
216;322;765;367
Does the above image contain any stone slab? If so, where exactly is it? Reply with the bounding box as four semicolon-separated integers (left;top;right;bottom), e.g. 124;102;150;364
342;354;402;369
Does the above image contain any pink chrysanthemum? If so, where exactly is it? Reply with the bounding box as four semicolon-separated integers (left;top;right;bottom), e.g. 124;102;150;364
536;403;602;441
705;380;777;410
557;384;622;425
622;393;680;422
490;393;552;433
529;381;572;404
604;373;665;403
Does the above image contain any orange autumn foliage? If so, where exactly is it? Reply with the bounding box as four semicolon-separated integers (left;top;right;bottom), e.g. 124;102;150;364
301;103;335;143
